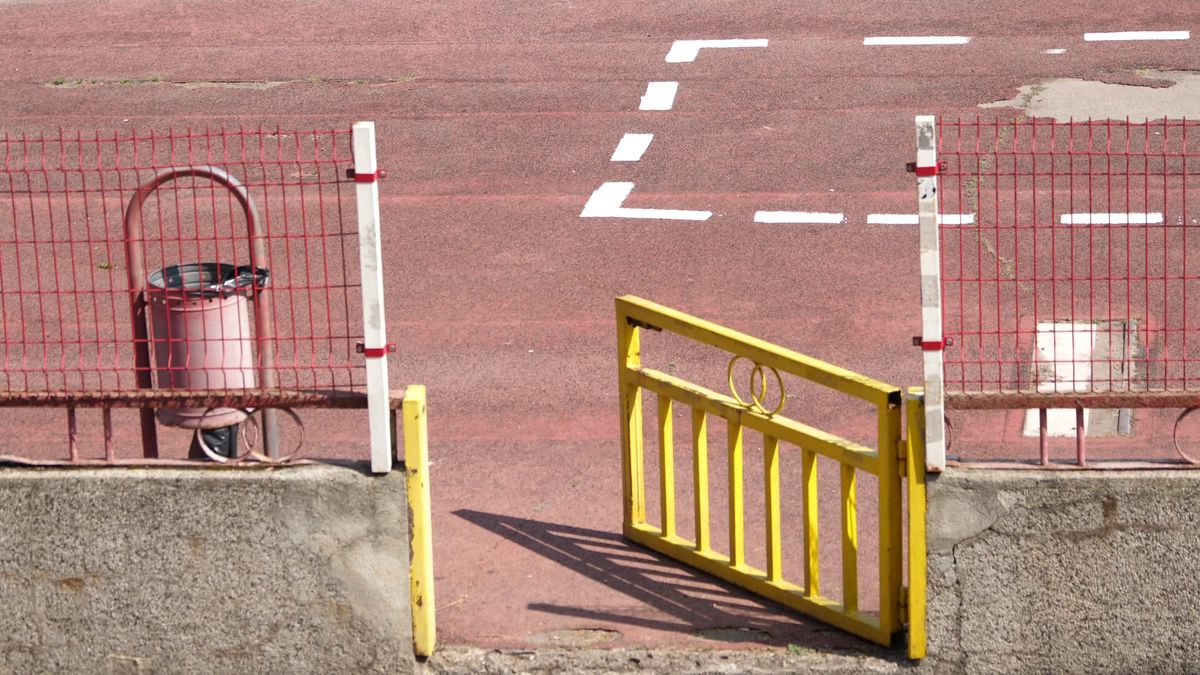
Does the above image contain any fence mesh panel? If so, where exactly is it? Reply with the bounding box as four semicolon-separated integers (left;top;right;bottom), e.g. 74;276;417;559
937;117;1200;399
0;127;364;396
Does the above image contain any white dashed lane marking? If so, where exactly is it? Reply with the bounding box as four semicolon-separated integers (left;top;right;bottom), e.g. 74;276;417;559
1061;212;1164;225
665;39;769;63
753;211;845;224
611;133;654;162
863;36;971;46
1084;30;1189;41
868;213;975;225
640;82;679;111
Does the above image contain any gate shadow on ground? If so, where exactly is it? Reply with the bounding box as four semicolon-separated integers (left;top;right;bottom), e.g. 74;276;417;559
454;509;875;651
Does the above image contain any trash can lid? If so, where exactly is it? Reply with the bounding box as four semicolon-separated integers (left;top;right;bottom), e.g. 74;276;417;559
148;262;269;298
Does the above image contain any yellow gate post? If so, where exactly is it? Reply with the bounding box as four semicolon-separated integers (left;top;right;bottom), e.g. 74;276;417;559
906;388;928;659
403;385;436;657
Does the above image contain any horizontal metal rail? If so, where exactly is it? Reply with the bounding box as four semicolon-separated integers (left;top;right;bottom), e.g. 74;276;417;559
0;389;404;409
619;296;900;408
946;390;1200;410
628;367;881;473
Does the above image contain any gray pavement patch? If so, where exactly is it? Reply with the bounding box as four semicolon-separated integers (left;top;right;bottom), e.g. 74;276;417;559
424;646;905;674
981;69;1200;120
47;76;164;88
526;629;624;647
178;80;292;90
44;76;417;90
695;627;773;643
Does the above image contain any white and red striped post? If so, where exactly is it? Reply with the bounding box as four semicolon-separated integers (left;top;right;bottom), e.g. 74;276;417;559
915;115;947;471
352;121;394;474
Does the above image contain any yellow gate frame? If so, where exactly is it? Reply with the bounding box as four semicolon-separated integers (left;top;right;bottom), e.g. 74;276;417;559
616;296;926;657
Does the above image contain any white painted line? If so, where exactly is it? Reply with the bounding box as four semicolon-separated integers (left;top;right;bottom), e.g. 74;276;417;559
640;82;678;111
1044;48;1067;54
665;38;770;63
863;36;971;46
869;214;919;225
753;211;845;224
1060;212;1164;225
867;213;975;225
1022;322;1094;437
611;133;654;162
1084;30;1189;42
580;182;712;221
938;214;975;225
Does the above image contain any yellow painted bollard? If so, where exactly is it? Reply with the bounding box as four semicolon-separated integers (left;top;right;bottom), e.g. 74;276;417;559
404;385;436;657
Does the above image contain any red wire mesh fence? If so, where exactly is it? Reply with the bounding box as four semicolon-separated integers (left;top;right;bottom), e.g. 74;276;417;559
937;117;1200;405
0;127;365;399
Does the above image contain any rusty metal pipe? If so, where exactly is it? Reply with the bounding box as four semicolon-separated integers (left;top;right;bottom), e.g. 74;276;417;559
123;166;279;458
67;407;78;463
1039;408;1049;466
1036;408;1046;466
103;407;114;462
1076;407;1087;466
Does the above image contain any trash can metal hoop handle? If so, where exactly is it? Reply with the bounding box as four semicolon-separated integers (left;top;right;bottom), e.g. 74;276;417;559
122;165;280;458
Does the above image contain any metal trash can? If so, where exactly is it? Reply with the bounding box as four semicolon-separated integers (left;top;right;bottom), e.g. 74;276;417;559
146;262;269;431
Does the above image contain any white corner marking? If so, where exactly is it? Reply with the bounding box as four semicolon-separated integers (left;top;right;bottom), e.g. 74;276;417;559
581;182;712;221
665;38;770;63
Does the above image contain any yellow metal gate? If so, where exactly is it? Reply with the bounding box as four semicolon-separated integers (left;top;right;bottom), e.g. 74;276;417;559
616;296;926;658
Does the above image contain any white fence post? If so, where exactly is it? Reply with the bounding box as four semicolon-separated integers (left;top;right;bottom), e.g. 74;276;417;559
352;121;393;474
915;115;947;471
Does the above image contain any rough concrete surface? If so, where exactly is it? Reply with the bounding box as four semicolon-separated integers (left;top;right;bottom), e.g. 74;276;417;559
925;469;1200;674
424;646;906;675
0;462;413;674
982;69;1200;120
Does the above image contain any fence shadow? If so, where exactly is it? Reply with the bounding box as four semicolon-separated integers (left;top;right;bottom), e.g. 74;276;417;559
453;509;874;650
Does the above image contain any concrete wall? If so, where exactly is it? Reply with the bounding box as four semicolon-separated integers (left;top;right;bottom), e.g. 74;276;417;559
925;469;1200;674
0;462;414;674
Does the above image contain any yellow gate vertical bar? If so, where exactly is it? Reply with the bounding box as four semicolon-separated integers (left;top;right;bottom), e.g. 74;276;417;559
877;392;904;638
802;448;819;596
763;435;782;583
906;389;928;659
841;464;858;613
618;307;645;528
728;421;745;569
403;385;436;658
659;395;676;539
692;408;710;553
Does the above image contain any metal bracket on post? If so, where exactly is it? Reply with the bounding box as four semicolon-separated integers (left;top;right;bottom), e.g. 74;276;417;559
352;121;394;474
915;115;947;472
357;342;397;358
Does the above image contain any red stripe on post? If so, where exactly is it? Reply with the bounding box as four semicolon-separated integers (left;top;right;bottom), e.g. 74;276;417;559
354;169;386;183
